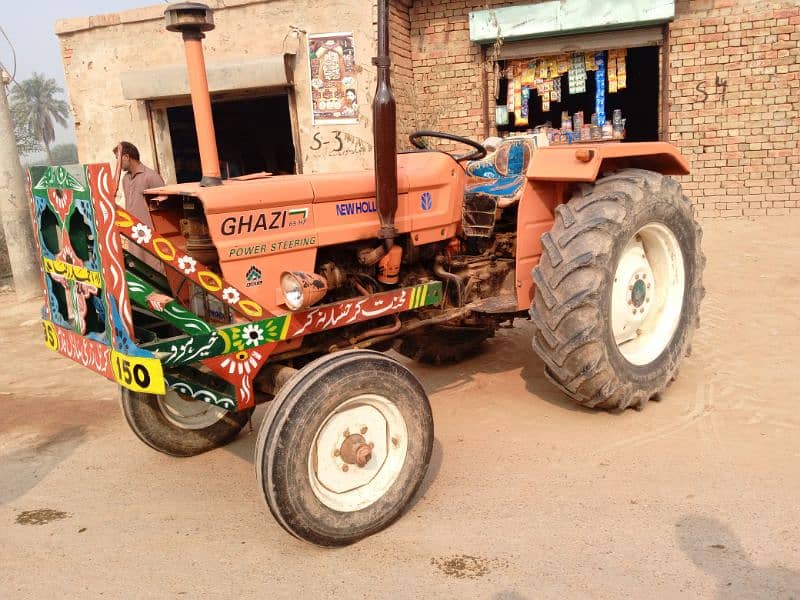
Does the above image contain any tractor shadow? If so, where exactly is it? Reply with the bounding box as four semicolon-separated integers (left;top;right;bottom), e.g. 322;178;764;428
0;425;88;506
676;513;800;599
402;321;596;415
406;437;443;511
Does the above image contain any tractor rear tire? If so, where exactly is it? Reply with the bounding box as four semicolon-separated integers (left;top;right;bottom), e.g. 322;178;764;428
530;169;704;410
121;388;252;457
394;324;494;365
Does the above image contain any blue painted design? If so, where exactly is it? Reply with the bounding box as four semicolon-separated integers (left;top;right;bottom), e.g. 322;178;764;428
468;162;501;179
467;175;526;198
86;331;107;343
74;199;100;271
44;275;70;329
34;196;57;260
505;141;526;175
85;295;109;344
420;191;433;211
466;139;528;179
109;296;149;357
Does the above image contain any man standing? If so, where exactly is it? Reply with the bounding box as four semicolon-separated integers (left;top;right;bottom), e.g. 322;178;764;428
114;141;164;227
113;141;165;270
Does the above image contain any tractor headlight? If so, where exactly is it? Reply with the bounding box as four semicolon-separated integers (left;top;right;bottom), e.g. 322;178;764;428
280;272;304;310
280;271;329;311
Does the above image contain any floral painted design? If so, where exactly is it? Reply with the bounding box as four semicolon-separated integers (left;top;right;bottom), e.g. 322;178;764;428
220;349;262;376
221;287;241;305
130;223;152;245
241;323;265;347
177;255;197;275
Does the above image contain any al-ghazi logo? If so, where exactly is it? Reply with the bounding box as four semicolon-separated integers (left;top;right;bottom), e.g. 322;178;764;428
221;208;309;235
420;191;433;211
336;199;377;217
245;265;263;287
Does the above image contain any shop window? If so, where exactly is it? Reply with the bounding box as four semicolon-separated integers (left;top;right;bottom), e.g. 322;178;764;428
496;45;660;143
167;95;296;183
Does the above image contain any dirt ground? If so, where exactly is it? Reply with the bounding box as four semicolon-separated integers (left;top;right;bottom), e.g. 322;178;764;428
1;215;799;599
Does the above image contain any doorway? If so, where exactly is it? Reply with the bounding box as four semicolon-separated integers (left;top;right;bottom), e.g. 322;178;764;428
167;95;296;183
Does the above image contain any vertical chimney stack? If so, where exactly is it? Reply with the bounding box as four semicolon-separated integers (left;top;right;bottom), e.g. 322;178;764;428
165;2;222;187
372;0;398;245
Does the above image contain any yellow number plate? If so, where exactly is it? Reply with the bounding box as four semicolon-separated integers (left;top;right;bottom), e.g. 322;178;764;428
111;350;166;395
42;320;59;351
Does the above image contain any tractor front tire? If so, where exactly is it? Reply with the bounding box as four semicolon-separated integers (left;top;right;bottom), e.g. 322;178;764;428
530;169;704;410
121;389;252;457
255;350;433;546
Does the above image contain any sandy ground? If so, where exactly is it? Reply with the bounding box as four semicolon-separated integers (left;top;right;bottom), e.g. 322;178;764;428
1;215;799;599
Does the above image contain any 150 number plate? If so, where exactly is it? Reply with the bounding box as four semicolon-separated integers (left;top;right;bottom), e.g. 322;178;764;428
111;350;165;395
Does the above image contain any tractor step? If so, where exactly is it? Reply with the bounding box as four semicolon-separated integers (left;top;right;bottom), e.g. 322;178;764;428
469;294;521;314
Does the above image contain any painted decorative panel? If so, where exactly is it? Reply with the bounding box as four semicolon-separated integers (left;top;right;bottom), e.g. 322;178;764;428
28;163;166;395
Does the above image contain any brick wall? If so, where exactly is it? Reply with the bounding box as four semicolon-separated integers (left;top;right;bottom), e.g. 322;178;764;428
408;1;521;150
406;0;800;216
669;0;800;217
390;0;417;148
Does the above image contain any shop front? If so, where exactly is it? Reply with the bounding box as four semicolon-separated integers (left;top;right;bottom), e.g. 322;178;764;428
469;1;674;145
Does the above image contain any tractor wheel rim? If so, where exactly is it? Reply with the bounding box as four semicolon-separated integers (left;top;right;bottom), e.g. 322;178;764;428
308;394;408;513
611;222;686;366
157;390;228;430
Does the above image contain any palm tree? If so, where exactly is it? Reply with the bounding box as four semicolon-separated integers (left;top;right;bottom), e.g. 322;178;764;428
10;73;70;164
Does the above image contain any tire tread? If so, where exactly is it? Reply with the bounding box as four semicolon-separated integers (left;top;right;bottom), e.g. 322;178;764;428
530;169;705;410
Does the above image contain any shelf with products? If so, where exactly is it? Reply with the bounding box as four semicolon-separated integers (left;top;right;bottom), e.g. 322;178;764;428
494;45;660;144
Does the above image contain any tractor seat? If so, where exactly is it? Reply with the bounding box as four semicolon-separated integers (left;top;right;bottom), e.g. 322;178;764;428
462;138;533;238
465;138;533;209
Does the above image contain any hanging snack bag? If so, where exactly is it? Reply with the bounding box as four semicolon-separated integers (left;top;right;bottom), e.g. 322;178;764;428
558;53;570;74
595;52;606;127
539;60;549;79
552;78;562;103
608;57;618;93
569;53;587;94
573;111;584;133
546;58;556;79
617;56;627;90
518;86;531;127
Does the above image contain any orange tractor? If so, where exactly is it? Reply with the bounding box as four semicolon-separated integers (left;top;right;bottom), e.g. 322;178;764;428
28;2;703;546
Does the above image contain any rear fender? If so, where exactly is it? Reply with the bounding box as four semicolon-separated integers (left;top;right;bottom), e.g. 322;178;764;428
515;142;689;310
527;141;690;182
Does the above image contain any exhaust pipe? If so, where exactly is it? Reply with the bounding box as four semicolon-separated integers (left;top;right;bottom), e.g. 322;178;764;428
165;2;222;187
373;0;398;245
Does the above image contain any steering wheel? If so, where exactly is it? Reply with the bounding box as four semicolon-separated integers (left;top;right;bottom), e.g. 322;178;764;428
409;130;487;162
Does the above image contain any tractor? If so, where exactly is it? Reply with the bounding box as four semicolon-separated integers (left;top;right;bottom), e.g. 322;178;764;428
27;1;703;546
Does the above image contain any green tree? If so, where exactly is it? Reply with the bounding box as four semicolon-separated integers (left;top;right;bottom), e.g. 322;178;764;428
9;73;70;164
49;143;78;165
8;96;41;156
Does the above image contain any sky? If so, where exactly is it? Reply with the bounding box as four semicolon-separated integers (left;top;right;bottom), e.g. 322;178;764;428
1;0;168;146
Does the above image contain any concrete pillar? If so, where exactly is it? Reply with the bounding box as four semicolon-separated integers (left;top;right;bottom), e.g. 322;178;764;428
0;69;41;301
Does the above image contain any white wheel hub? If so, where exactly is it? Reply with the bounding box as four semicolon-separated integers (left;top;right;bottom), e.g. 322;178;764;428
611;223;685;366
309;394;408;513
157;390;228;430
